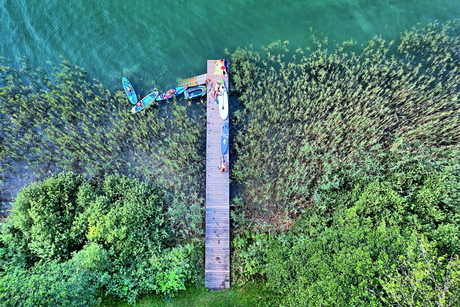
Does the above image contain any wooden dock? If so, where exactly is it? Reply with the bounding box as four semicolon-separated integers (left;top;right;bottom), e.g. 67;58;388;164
178;73;207;87
205;60;230;290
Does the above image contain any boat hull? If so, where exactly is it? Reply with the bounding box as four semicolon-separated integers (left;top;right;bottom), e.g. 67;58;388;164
122;77;138;105
218;84;228;120
131;91;159;113
155;85;187;101
220;122;229;155
184;85;207;100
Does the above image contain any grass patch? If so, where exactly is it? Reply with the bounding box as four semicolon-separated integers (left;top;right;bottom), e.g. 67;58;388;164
101;283;280;307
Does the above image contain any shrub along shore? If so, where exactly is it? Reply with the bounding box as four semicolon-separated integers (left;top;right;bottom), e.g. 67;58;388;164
1;20;460;306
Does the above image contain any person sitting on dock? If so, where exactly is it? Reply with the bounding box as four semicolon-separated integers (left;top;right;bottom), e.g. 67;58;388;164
211;82;220;102
218;155;228;173
206;80;213;93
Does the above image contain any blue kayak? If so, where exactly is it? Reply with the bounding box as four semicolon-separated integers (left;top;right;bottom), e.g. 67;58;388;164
131;91;159;113
122;77;138;105
184;85;207;100
155;85;187;101
220;122;229;155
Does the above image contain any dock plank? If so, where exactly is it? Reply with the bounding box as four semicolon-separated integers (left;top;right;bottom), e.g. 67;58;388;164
178;73;208;87
205;59;230;290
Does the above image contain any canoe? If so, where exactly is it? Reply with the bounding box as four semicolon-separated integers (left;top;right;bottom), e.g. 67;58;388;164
184;85;207;100
220;122;229;155
155;85;187;101
122;77;138;105
218;83;228;120
131;91;159;113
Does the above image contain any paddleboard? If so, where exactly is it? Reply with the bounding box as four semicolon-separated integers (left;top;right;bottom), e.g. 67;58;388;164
155;85;187;101
131;91;159;113
122;77;138;105
221;122;229;155
218;83;228;120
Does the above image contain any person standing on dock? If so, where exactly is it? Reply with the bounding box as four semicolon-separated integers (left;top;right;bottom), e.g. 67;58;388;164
220;59;228;78
218;155;228;173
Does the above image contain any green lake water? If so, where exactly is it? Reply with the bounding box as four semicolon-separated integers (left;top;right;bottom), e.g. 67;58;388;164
1;0;459;93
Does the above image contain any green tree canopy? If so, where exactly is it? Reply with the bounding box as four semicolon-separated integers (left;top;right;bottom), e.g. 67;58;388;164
259;154;460;306
4;172;86;264
1;172;200;304
2;172;169;265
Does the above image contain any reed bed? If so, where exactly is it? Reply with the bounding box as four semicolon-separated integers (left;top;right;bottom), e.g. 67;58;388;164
0;59;206;241
1;20;458;236
229;20;460;230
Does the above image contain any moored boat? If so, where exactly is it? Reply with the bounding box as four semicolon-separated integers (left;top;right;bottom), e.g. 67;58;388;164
184;85;207;100
122;77;138;105
155;85;187;101
131;91;159;113
218;83;228;120
220;122;229;155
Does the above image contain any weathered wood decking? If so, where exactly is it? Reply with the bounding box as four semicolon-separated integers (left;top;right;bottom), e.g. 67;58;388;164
205;60;230;290
178;73;207;87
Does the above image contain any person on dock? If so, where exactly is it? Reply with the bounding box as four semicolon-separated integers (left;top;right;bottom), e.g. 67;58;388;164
218;155;228;173
211;82;220;102
220;59;228;78
206;79;213;93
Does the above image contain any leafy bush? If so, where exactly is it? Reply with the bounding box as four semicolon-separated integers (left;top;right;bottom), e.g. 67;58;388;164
231;230;269;285
381;237;460;306
3;172;86;264
0;172;200;304
0;261;101;307
84;174;169;261
261;154;460;306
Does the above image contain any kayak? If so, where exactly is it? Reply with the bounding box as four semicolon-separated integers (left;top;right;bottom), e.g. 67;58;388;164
155;85;187;101
220;122;229;155
184;85;207;100
131;91;159;113
122;77;138;105
218;83;228;120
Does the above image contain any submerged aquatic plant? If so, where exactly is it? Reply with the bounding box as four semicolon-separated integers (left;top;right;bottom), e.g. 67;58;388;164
1;20;459;238
0;59;206;241
230;20;460;230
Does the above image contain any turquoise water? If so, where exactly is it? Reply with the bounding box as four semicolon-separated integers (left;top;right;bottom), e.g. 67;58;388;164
1;0;459;92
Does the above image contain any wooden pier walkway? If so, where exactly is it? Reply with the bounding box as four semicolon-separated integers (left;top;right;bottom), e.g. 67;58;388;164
178;73;207;87
205;60;230;290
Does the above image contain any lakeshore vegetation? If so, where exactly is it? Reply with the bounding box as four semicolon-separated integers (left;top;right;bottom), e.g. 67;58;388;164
1;21;459;306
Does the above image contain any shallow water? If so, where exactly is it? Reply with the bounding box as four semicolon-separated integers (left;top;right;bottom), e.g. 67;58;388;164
1;0;459;92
